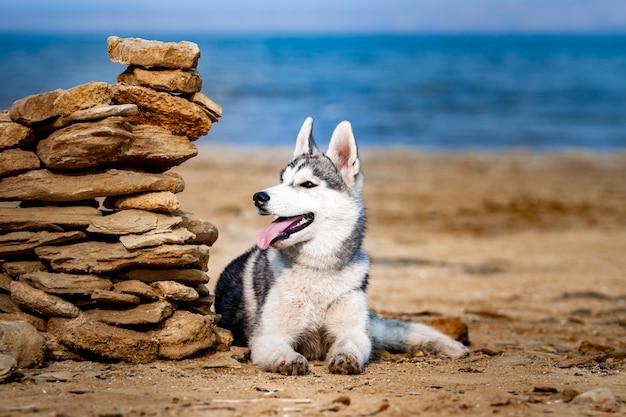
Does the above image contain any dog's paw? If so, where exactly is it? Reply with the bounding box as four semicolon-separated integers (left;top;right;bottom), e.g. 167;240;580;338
274;353;309;375
328;353;364;375
424;339;470;359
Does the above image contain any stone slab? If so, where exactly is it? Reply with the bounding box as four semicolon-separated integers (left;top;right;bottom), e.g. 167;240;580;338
87;209;181;235
20;271;112;296
53;81;111;117
35;241;210;273
0;122;35;150
103;191;181;213
0;148;40;178
10;281;80;318
9;89;63;126
0;230;87;257
0;169;185;202
0;206;102;233
118;66;202;94
107;36;200;69
85;300;174;326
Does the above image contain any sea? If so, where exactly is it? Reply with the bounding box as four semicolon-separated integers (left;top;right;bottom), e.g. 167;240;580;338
1;33;625;150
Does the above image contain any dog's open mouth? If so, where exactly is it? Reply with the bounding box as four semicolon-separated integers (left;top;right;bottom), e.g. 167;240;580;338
256;213;314;250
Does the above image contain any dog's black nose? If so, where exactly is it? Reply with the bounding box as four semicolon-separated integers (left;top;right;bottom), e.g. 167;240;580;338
253;191;270;207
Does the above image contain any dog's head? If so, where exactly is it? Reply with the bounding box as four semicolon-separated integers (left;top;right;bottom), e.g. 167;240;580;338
254;117;364;251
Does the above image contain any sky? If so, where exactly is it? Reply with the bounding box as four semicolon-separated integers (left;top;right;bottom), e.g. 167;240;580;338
1;0;625;34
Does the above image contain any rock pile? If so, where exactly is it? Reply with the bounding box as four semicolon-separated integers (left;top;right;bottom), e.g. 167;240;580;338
0;36;229;367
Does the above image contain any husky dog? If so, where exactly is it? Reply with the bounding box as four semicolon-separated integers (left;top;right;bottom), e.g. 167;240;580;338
215;117;469;375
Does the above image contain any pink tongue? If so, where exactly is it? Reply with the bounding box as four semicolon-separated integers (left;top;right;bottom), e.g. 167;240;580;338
256;216;302;250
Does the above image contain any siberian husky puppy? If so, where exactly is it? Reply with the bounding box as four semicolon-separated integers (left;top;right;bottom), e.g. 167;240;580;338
215;117;469;375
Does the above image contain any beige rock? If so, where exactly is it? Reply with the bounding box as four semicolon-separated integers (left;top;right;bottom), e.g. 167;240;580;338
0;206;102;233
212;327;234;352
48;314;158;363
1;261;46;278
0;230;87;257
118;66;202;94
0;320;46;369
0;273;11;293
53;81;111;116
120;228;195;250
118;268;209;285
107;36;200;69
0;312;46;332
175;210;219;246
152;310;215;359
60;103;138;125
85;300;174;326
9;89;63;126
20;271;112;296
185;92;222;122
87;209;182;235
36;116;133;170
110;83;211;139
151;280;199;301
0;294;19;314
36;242;210;274
103;191;181;213
90;289;140;305
10;281;80;318
112;280;159;301
0;148;40;178
0;169;185;202
0;122;35;150
123;124;198;170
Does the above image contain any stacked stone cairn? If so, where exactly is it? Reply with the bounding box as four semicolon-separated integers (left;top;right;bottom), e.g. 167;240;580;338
0;36;231;373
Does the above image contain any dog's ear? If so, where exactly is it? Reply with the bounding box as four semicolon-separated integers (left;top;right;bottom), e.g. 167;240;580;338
327;121;361;189
294;117;320;157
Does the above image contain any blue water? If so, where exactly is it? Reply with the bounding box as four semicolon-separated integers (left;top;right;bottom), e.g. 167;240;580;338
1;33;625;150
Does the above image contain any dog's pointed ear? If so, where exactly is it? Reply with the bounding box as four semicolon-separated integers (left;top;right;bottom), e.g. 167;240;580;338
327;121;361;189
294;117;320;157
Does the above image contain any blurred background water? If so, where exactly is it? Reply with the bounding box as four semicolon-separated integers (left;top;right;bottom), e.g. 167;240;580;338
1;33;625;150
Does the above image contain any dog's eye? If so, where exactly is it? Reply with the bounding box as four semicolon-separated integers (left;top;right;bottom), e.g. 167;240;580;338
299;181;317;189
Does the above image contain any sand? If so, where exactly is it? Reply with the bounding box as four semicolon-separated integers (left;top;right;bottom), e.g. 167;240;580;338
1;146;625;416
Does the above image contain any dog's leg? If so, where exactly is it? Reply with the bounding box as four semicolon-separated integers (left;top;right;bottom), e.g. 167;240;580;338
249;333;309;375
324;292;372;374
369;313;469;359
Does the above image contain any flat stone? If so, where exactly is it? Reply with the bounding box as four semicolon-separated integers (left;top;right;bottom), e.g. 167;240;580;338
152;310;215;359
36;116;133;170
1;261;46;278
0;320;46;369
103;191;181;213
90;289;140;305
175;210;219;246
123;124;198;170
151;280;199;301
0;169;185;202
0;353;17;382
184;294;216;316
20;271;112;296
0;206;102;233
60;103;138;125
118;66;202;93
0;312;46;332
0;230;87;257
10;281;80;318
572;388;620;412
110;83;211;139
87;209;182;235
120;228;195;250
9;89;63;126
118;268;209;285
0;273;11;292
0;294;20;314
112;280;159;301
107;36;200;69
184;92;222;121
48;314;158;363
0;148;40;178
53;81;111;117
85;300;174;326
36;241;210;273
0;122;35;150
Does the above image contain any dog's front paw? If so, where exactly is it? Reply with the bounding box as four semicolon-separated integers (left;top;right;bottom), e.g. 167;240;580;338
274;353;309;375
328;353;364;375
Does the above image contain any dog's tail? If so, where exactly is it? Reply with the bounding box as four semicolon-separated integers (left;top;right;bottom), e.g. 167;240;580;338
368;312;470;359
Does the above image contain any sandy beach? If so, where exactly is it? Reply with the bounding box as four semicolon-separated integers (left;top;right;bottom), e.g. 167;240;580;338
2;147;626;416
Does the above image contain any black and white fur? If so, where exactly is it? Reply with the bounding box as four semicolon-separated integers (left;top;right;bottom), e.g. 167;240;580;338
215;117;469;375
